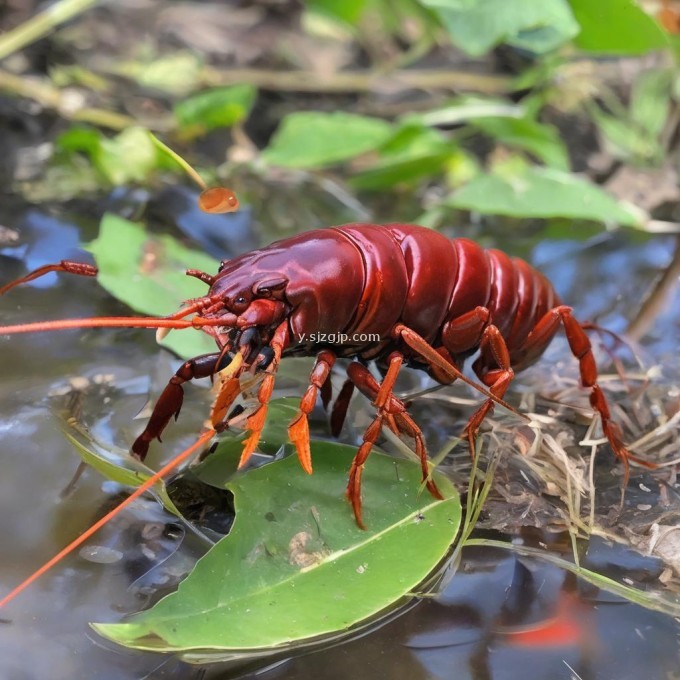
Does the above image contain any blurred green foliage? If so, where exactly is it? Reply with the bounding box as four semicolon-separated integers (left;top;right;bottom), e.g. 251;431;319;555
24;0;676;231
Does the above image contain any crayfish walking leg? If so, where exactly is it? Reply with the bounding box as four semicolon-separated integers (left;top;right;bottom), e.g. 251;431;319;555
288;350;336;474
237;321;289;469
344;354;443;529
465;325;516;455
513;306;656;483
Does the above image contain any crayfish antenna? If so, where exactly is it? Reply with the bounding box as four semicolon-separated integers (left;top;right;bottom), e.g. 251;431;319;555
0;429;216;610
0;316;228;336
0;261;98;296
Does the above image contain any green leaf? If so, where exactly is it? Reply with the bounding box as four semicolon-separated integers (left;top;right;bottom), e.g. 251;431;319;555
63;431;180;515
261;112;394;169
472;117;570;171
56;126;164;186
132;51;204;95
590;105;662;164
568;0;669;54
420;0;579;56
92;443;461;654
630;68;673;139
84;214;220;358
351;123;454;189
94;127;160;186
56;125;103;155
448;164;644;227
352;151;452;190
413;95;526;127
174;85;257;135
305;0;367;26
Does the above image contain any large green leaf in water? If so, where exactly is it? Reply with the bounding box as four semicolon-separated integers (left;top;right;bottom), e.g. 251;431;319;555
448;164;644;227
85;214;220;358
261;112;394;169
93;442;460;655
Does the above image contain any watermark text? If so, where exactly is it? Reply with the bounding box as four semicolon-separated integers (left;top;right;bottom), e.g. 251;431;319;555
297;332;382;345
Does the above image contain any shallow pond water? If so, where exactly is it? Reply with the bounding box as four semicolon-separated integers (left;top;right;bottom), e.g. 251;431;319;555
0;193;678;680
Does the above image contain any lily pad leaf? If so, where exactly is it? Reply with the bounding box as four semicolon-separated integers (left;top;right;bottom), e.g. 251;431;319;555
448;164;644;227
93;442;461;655
84;214;220;358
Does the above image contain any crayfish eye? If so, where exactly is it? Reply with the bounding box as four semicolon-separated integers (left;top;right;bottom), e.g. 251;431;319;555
231;294;249;312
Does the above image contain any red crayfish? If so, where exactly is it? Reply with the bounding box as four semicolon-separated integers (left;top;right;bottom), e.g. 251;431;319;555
0;222;655;535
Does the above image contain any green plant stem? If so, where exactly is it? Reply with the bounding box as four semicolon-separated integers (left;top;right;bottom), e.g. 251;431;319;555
0;0;99;61
463;538;680;618
148;133;208;189
627;235;680;341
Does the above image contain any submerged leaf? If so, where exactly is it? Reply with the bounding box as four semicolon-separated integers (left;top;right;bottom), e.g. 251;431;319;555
93;443;461;654
64;432;180;515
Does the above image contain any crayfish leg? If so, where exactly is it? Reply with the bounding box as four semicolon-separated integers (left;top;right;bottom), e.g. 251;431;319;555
132;352;225;459
465;324;516;457
393;324;525;420
344;354;442;528
238;320;289;469
288;350;336;475
330;379;355;437
511;305;656;481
